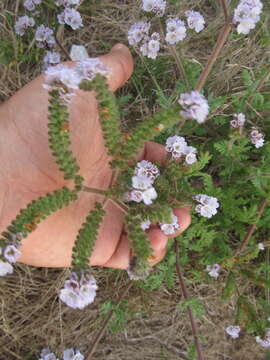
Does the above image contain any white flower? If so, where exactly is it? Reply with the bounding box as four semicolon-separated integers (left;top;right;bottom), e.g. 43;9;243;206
40;348;58;360
185;146;197;164
135;160;160;182
132;176;152;191
75;58;110;80
0;260;13;277
127;21;151;46
43;51;61;70
57;7;83;30
63;349;84;360
14;15;35;35
206;264;220;279
142;0;166;16
70;45;89;61
256;329;270;347
165;135;187;158
225;325;241;339
130;190;143;203
179;91;209;124
141;187;157;205
141;220;151;230
185;10;205;33
230;113;246;128
3;245;21;263
250;126;265;148
140;36;161;59
35;25;55;46
233;0;263;35
194;194;219;218
160;213;179;235
165;18;186;44
59;272;98;310
258;242;265;250
56;0;80;6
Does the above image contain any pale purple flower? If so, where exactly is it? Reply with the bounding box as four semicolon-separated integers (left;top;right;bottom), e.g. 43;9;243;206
59;272;98;310
141;220;151;231
140;35;160;59
165;135;187;158
132;176;153;191
40;348;58;360
35;25;55;46
44;64;82;89
0;260;13;277
70;45;89;61
43;51;61;69
142;0;166;16
233;0;263;35
206;264;220;278
179;91;209;124
185;10;205;33
3;245;21;263
185;146;197;164
230;113;246;128
130;190;143;203
225;325;241;339
135;160;160;182
63;348;84;360
127;21;151;46
160;213;179;235
250;127;265;148
14;15;35;35
57;7;83;30
56;0;80;6
75;58;110;81
256;329;270;347
165;17;186;44
141;187;157;205
194;194;219;218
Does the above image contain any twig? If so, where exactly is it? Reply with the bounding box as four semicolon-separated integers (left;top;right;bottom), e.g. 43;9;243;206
111;199;129;214
55;35;72;61
169;45;189;88
219;0;229;23
235;198;268;256
195;23;232;92
174;240;205;360
86;282;133;360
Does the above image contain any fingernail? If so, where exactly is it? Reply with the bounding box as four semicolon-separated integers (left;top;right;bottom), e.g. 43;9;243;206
111;43;127;52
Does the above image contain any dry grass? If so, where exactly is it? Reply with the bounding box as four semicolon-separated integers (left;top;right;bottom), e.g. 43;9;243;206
0;0;270;359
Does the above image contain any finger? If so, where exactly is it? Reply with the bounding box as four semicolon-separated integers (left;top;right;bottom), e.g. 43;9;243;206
167;206;192;239
136;141;168;166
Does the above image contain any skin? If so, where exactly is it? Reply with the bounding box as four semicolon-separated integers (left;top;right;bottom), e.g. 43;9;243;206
0;43;191;269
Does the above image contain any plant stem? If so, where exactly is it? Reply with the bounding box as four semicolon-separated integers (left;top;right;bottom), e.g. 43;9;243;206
174;240;205;360
86;282;133;360
82;186;107;195
170;45;189;88
219;0;229;23
235;198;268;256
55;35;72;61
195;23;232;92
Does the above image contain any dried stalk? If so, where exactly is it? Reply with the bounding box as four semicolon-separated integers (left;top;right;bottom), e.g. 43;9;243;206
86;282;133;360
219;0;229;23
174;240;205;360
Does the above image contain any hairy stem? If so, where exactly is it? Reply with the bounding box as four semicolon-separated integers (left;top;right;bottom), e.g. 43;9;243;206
55;35;72;61
174;240;205;360
235;198;268;256
195;23;232;92
86;282;133;360
219;0;229;23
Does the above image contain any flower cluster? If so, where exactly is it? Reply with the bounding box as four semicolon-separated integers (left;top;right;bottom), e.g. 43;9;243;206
165;135;197;164
206;264;221;278
56;0;80;6
127;6;205;59
43;51;61;69
35;25;55;48
59;271;98;310
23;0;41;12
225;325;241;339
230;113;246;128
14;15;35;36
233;0;263;35
256;329;270;347
57;7;83;30
40;348;84;360
0;234;23;277
179;90;209;124
126;161;160;206
142;0;166;16
43;58;110;93
250;127;264;148
194;194;220;218
159;213;180;235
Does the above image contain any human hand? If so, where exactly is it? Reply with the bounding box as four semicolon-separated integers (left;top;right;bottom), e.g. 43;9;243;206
0;44;191;269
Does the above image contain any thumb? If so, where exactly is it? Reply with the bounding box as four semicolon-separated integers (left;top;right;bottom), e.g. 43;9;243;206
99;43;134;92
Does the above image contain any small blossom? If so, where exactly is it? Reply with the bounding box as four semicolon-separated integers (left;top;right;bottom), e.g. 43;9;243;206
63;348;84;360
135;160;160;182
57;7;83;30
185;146;197;164
141;0;166;16
127;21;151;46
70;45;89;61
59;272;98;310
75;58;110;80
141;220;151;231
35;25;55;46
40;348;58;360
130;190;143;203
165;135;187;158
56;0;80;6
0;260;13;277
225;325;241;339
140;36;160;59
206;264;220;278
258;243;265;250
230;113;246;128
14;15;35;36
250;127;265;148
159;213;179;235
43;51;61;70
132;176;152;191
233;0;263;35
44;64;81;89
141;187;157;205
165;17;186;44
185;10;205;33
194;194;220;218
256;329;270;347
179;91;209;124
3;245;22;263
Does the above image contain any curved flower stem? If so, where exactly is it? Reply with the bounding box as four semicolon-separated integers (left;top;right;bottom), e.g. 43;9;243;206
174;239;205;360
195;23;232;92
86;282;133;360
